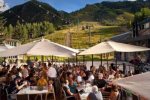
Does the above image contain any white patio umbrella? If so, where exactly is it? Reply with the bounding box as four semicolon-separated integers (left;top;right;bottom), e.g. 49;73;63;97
0;39;79;57
113;72;150;99
79;41;150;55
0;44;15;52
79;40;150;66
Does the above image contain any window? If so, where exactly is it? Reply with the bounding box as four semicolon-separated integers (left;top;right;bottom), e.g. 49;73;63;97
144;23;150;29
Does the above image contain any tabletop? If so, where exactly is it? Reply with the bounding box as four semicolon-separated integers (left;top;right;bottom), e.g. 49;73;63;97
17;86;52;95
77;83;92;100
17;86;55;100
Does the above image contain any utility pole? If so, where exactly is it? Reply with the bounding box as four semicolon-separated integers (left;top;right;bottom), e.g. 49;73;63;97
65;20;72;47
76;18;79;49
77;18;79;33
88;26;92;46
65;32;72;47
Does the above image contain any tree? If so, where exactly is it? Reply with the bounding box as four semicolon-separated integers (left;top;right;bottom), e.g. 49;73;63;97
2;21;55;43
21;26;28;43
0;17;5;33
6;24;13;38
141;8;150;18
134;8;150;22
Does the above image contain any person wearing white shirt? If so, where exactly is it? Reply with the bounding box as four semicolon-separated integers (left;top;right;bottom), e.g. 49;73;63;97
18;68;22;78
108;71;115;81
47;63;57;78
88;72;95;83
77;75;82;83
87;85;103;100
21;65;29;78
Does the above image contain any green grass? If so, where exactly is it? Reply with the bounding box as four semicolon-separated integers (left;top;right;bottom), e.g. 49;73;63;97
20;52;114;63
44;22;125;49
22;22;126;61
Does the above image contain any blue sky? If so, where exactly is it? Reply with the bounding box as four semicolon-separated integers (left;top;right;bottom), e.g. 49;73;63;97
4;0;135;12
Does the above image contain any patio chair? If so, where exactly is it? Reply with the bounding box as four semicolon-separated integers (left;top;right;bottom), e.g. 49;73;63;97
5;88;16;100
102;91;110;100
62;88;75;100
16;94;28;100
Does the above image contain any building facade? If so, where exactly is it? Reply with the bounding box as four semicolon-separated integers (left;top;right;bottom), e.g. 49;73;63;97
111;17;150;63
3;39;21;47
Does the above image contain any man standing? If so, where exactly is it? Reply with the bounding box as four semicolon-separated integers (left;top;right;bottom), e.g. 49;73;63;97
47;63;57;79
21;65;29;79
47;63;60;99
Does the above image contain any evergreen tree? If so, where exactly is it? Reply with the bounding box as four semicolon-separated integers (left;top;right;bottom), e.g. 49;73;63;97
0;17;5;33
2;21;55;43
6;24;13;38
134;7;150;22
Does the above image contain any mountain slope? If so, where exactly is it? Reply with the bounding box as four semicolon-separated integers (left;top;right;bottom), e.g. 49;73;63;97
0;1;71;26
1;0;150;26
71;1;150;25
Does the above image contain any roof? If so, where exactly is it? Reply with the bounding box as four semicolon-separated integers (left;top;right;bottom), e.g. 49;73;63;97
139;17;150;25
3;38;20;42
110;31;133;43
110;31;150;43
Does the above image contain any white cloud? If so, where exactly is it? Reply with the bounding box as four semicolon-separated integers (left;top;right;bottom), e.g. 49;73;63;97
0;0;9;12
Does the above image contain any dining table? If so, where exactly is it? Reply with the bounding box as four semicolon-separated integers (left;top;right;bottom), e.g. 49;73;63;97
17;86;55;100
77;83;92;100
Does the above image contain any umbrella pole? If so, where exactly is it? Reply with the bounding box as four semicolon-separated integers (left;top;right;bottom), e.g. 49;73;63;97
34;56;36;61
100;54;102;66
41;55;44;63
92;54;93;66
115;52;117;68
107;54;109;70
52;56;54;64
76;54;78;65
83;55;85;64
68;57;70;65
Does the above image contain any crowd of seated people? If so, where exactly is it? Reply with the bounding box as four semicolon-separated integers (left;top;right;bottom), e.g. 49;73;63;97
0;61;135;100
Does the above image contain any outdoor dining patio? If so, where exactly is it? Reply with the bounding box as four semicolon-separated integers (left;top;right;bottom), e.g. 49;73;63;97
0;39;150;100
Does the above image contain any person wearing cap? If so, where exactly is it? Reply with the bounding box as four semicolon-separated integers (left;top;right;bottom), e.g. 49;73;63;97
87;85;103;100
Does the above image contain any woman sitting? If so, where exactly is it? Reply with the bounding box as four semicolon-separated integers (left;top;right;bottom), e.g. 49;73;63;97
69;78;78;94
93;73;107;89
37;75;48;86
35;75;48;100
109;85;119;100
63;80;76;100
